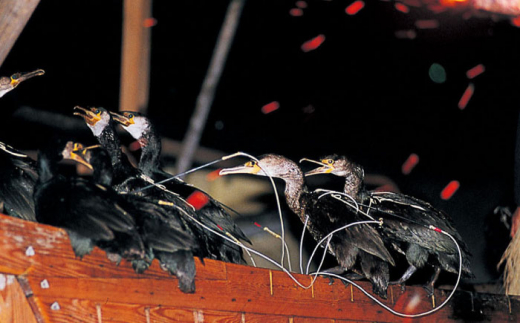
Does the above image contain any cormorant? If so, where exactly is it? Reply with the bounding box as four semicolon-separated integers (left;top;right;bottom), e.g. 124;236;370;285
72;144;201;293
304;155;472;293
109;110;250;264
0;69;44;98
73;107;247;265
219;154;395;299
0;141;38;221
34;139;145;263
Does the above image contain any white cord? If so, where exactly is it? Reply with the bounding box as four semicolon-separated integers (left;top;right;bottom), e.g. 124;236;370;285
300;215;309;274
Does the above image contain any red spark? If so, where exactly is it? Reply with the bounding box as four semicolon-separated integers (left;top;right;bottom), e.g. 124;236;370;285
402;153;419;175
512;16;520;27
415;19;439;29
254;222;262;228
129;141;142;151
186;191;210;211
301;34;326;52
440;180;460;200
345;1;365;15
206;168;222;182
296;1;308;8
458;83;474;110
466;64;485;79
395;3;410;13
261;101;280;114
290;8;304;16
143;17;157;28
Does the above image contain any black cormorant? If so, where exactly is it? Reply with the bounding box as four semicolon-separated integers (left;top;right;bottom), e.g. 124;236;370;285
0;142;38;221
34;139;145;262
73;144;201;293
220;154;395;299
304;155;472;293
0;69;44;98
109;110;250;264
74;107;248;264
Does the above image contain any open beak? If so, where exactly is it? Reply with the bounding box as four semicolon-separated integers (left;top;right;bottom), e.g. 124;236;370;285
73;106;101;126
62;141;93;170
219;162;262;176
300;158;334;176
109;111;134;127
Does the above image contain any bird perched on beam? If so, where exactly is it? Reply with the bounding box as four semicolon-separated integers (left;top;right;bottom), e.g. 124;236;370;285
220;154;395;299
70;143;201;293
34;139;145;262
0;69;44;98
110;110;250;264
303;154;472;294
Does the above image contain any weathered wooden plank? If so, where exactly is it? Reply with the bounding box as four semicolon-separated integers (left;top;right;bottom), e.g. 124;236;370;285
0;274;37;323
0;0;40;67
0;214;226;280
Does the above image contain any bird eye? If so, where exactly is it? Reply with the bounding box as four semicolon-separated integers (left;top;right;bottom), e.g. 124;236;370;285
327;159;334;165
245;161;257;167
128;113;134;119
95;109;101;115
11;73;20;80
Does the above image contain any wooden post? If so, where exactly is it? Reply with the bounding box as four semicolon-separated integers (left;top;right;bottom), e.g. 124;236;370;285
0;0;40;68
176;0;245;174
119;0;152;113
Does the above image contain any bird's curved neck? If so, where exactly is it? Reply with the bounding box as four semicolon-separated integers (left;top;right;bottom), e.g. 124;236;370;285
344;173;363;198
96;122;123;167
137;128;162;176
280;171;308;222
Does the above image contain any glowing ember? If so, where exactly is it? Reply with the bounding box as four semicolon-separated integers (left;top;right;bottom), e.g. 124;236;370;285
186;191;210;210
301;34;326;52
415;19;439;29
395;3;410;13
441;180;460;200
143;17;157;28
466;64;485;79
290;8;304;16
402;153;419;175
206;169;222;182
458;83;474;110
296;1;308;8
512;16;520;27
345;1;365;15
261;101;280;114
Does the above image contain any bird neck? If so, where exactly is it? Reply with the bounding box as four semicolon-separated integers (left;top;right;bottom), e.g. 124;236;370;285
96;123;123;168
344;172;363;198
137;129;162;176
280;171;309;222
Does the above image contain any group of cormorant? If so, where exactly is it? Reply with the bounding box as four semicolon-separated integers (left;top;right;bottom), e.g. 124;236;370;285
220;154;472;299
0;69;471;298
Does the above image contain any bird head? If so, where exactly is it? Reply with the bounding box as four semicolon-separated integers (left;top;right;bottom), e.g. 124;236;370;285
302;155;360;178
61;141;94;170
74;106;111;137
110;111;150;140
0;69;45;97
220;154;302;180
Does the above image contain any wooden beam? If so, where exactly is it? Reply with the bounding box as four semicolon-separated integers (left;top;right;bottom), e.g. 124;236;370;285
176;0;245;174
0;0;40;68
119;0;152;113
0;214;518;322
0;275;38;323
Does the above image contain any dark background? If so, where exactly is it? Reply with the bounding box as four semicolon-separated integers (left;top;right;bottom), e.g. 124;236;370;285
1;0;519;285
